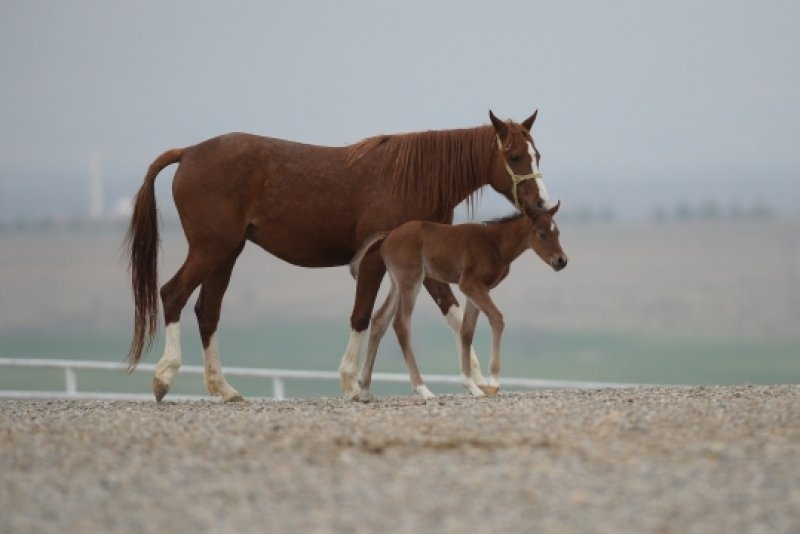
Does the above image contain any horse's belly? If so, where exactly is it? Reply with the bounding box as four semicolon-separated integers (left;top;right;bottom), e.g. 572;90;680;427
247;224;352;267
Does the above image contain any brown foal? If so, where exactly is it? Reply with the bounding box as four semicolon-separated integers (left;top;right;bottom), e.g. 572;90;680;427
350;202;567;400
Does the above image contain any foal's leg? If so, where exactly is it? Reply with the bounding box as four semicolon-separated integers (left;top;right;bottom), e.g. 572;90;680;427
459;282;504;393
339;251;386;399
394;272;435;400
194;242;246;402
459;300;486;397
423;279;488;387
357;278;399;402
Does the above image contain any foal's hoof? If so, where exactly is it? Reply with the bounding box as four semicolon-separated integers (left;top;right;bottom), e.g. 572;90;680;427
358;390;376;403
343;389;362;402
153;377;170;402
478;385;500;396
224;394;245;403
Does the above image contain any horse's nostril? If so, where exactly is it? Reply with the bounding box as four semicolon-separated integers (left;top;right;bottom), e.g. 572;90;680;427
537;199;545;209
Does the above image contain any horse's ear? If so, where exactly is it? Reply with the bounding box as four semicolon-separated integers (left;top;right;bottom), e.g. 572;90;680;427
489;110;508;139
522;110;538;131
547;200;561;216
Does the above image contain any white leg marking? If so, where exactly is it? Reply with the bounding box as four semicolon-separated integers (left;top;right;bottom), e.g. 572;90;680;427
445;305;488;386
203;332;241;401
461;372;486;397
154;322;181;389
415;384;436;400
339;329;365;398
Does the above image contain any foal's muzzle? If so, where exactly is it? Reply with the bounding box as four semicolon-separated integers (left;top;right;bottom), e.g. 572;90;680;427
552;255;568;271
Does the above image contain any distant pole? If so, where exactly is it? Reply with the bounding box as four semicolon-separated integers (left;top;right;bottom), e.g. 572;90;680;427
88;151;104;220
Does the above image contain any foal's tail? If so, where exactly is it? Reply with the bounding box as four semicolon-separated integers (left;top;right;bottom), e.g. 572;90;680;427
124;148;184;371
349;232;389;279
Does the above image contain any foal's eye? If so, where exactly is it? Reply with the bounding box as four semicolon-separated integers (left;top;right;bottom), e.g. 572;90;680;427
509;154;521;162
538;231;547;241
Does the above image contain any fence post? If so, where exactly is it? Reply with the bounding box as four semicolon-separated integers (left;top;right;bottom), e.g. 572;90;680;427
272;376;285;400
65;367;77;397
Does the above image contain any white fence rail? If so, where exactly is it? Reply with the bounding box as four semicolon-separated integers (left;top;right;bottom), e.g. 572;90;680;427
0;357;639;401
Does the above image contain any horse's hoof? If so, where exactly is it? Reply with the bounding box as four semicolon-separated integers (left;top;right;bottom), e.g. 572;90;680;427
224;394;245;403
358;390;375;403
342;382;362;402
153;377;170;402
478;385;499;396
415;385;436;400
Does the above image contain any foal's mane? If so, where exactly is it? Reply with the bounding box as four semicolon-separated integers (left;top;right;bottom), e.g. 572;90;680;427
483;212;525;225
347;125;498;216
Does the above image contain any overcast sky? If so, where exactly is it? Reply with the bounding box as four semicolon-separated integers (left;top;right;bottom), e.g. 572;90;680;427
1;1;798;221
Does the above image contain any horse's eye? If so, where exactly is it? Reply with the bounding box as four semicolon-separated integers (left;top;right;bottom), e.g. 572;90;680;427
538;231;547;241
509;154;520;162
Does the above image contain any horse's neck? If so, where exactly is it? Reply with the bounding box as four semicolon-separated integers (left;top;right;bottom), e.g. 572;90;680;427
489;218;532;263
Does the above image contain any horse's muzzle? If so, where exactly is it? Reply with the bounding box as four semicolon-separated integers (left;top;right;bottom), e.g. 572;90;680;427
552;256;568;271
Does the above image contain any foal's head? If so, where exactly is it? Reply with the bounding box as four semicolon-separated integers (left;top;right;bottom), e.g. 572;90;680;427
488;110;551;214
528;201;567;271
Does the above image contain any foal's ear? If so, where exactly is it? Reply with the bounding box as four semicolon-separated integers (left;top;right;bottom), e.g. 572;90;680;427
522;110;538;131
523;205;543;221
489;110;508;138
547;200;561;216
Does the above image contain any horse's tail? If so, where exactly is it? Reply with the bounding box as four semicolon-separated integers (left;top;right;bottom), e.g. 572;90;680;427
124;148;183;371
349;231;390;279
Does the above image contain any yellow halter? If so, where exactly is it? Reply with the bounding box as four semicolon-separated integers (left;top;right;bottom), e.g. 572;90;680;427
497;136;542;209
503;160;542;210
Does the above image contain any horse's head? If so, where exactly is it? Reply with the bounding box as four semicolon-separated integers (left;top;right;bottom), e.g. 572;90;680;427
527;201;567;271
488;110;552;214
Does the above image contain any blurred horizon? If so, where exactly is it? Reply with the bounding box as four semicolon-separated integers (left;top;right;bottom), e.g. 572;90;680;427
2;1;799;224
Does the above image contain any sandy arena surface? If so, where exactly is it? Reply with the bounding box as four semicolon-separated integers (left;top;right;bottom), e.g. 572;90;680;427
2;386;799;533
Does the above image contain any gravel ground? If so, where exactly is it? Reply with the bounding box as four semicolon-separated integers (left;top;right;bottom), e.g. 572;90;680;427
2;386;799;533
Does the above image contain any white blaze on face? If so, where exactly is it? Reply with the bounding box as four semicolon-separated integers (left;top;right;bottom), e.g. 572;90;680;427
528;141;552;208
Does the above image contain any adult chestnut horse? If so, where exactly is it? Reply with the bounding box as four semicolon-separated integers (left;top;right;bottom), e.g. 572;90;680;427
126;110;551;401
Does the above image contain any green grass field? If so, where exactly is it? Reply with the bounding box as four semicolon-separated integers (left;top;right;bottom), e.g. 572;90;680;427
2;321;798;399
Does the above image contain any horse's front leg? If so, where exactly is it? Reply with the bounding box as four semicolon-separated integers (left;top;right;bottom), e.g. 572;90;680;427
422;279;488;387
459;282;503;396
459;300;485;397
340;251;386;400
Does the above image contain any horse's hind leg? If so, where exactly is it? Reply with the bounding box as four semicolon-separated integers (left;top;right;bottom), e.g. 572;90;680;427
394;272;434;400
423;279;488;387
340;251;386;400
357;276;399;402
153;257;206;401
153;246;238;402
194;242;246;402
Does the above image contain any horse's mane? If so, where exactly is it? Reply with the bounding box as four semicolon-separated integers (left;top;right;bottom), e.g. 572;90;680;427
483;212;524;226
347;125;497;216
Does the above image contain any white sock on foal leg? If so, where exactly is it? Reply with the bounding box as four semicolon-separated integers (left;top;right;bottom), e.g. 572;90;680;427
460;372;486;397
414;384;435;399
153;322;181;401
338;329;364;399
445;305;488;385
